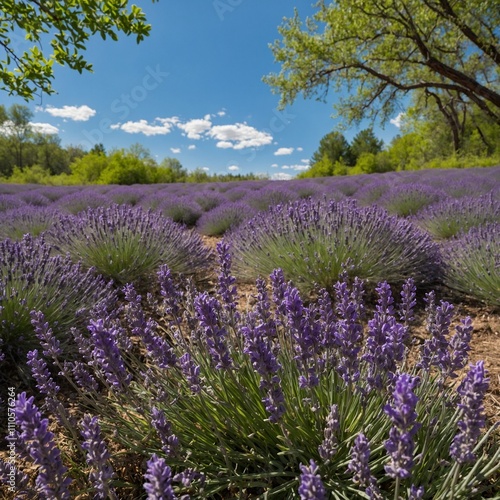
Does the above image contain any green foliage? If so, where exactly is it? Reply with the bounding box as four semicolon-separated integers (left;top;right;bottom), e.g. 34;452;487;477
265;0;500;127
0;0;156;99
442;223;500;307
350;127;384;161
47;204;212;286
311;130;354;167
229;199;440;294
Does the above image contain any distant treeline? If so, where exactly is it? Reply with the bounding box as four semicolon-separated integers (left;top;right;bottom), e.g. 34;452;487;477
1;103;499;185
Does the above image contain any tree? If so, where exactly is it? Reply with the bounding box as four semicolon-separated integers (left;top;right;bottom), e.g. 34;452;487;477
265;0;500;129
0;0;156;99
350;128;384;163
0;103;33;169
310;130;354;167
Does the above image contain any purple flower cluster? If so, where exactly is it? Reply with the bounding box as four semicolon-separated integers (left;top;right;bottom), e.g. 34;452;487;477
80;414;115;499
143;454;177;500
298;460;326;500
318;405;339;460
347;433;381;499
15;392;72;498
87;318;131;390
450;361;489;463
193;292;232;370
384;374;421;479
151;407;180;457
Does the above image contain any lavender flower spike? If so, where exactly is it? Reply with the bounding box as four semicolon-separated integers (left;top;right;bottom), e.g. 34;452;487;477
88;318;131;390
80;414;115;499
143;454;177;500
15;392;72;499
298;459;326;500
318;405;339;461
151;407;180;457
384;374;421;479
347;433;381;500
450;361;489;464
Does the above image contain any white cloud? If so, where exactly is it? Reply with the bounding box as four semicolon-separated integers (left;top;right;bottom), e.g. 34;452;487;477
282;164;309;171
30;122;59;134
271;163;279;168
44;105;96;121
111;118;177;136
188;144;196;150
390;112;405;128
208;123;273;150
177;117;212;139
271;172;293;180
297;147;304;152
170;147;181;154
217;110;226;117
274;147;294;156
228;165;240;171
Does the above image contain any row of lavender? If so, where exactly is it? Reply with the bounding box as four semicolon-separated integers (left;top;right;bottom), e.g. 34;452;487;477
0;166;499;239
1;242;499;498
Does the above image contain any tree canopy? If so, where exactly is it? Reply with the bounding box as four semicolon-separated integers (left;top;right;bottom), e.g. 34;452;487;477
265;0;500;128
0;0;156;99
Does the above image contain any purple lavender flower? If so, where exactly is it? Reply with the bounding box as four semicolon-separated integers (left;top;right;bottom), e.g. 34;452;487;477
194;292;232;370
450;361;489;464
124;284;177;368
216;240;240;323
179;353;201;394
88;319;131;390
318;405;339;460
80;414;115;499
448;317;473;377
15;392;72;498
30;310;62;359
398;278;416;325
173;468;205;488
408;485;425;499
418;300;454;375
241;317;285;422
384;374;421;479
143;453;177;500
71;361;99;392
157;264;183;320
298;459;326;500
334;279;363;385
151;407;180;457
284;283;322;388
26;350;60;400
270;268;288;321
347;433;381;499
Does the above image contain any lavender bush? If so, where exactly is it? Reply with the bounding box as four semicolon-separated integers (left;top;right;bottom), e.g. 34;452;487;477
56;190;111;214
158;196;203;227
47;204;212;285
244;185;298;212
7;247;499;498
0;194;27;212
228;199;441;293
380;184;445;217
0;206;59;240
413;194;500;240
0;234;114;376
441;223;500;307
197;201;257;236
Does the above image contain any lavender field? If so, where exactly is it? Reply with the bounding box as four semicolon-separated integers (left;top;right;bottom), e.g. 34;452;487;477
1;166;499;499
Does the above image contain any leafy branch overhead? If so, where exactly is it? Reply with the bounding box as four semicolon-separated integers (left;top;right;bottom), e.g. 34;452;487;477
265;0;500;127
0;0;157;99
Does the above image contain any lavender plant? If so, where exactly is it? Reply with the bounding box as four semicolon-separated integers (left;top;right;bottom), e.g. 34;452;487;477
0;206;59;240
196;201;257;236
158;196;202;227
228;198;441;293
380;184;445;217
14;252;499;499
413;194;500;239
441;223;500;307
47;204;212;285
0;234;115;375
55;189;112;214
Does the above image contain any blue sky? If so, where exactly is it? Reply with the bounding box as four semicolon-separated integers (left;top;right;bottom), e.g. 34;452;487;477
2;1;404;179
